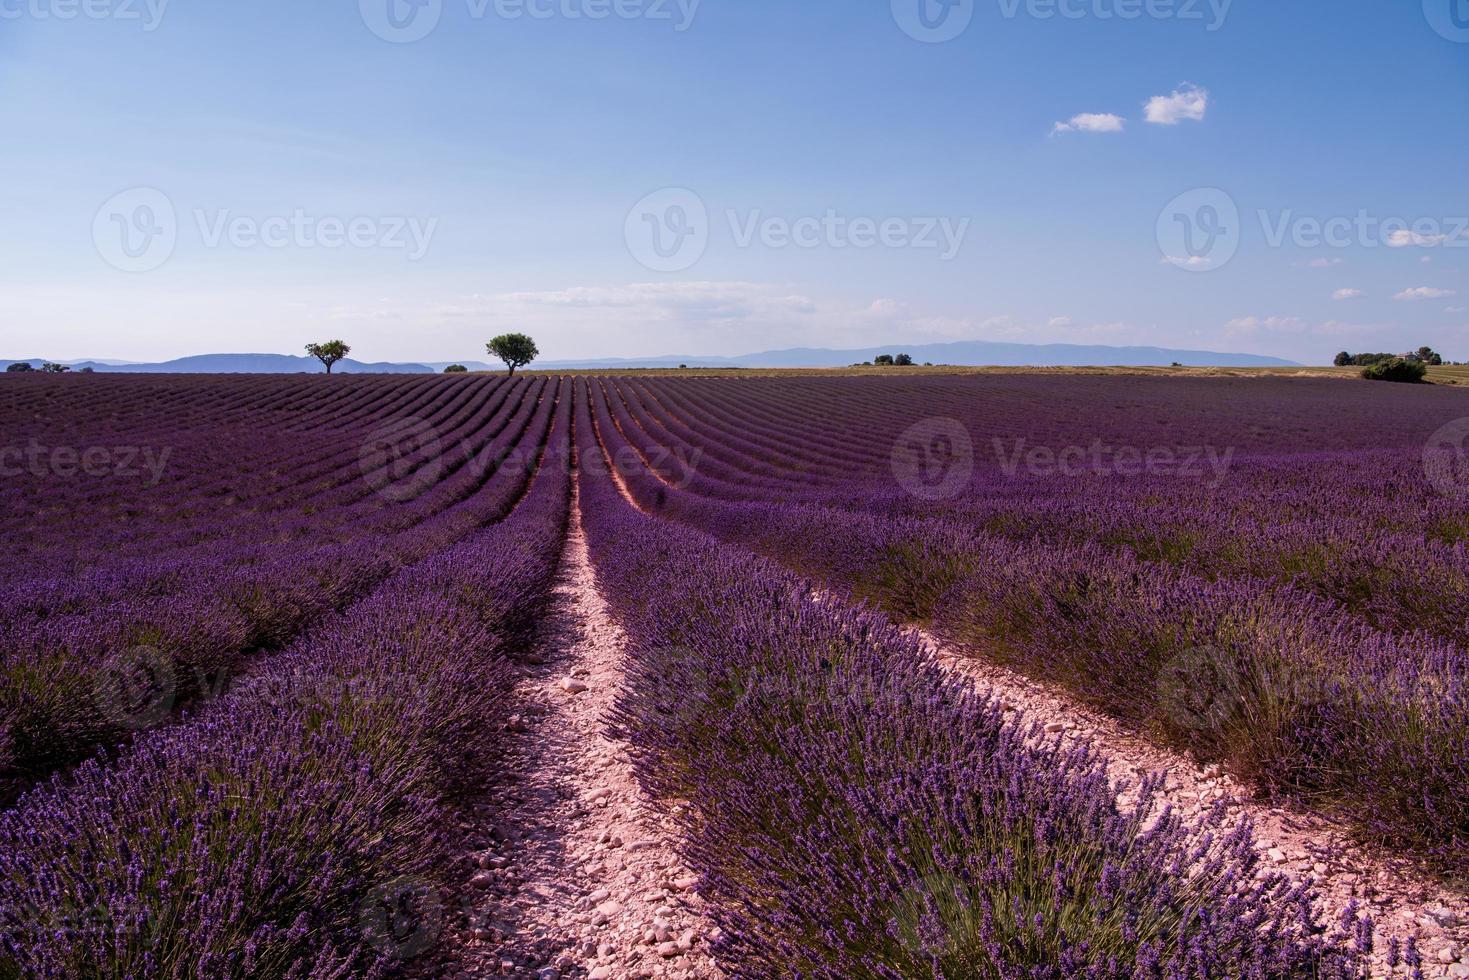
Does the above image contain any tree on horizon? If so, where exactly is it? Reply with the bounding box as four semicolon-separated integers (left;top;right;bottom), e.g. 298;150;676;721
305;341;351;374
487;334;539;378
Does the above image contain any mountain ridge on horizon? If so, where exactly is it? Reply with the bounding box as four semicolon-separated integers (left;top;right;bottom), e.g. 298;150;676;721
5;341;1303;374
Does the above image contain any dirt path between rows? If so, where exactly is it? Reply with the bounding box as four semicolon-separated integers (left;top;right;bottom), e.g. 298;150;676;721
431;483;722;979
558;417;1466;976
917;628;1469;979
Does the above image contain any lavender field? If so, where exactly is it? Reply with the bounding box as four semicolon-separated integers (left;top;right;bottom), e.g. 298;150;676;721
2;371;1468;978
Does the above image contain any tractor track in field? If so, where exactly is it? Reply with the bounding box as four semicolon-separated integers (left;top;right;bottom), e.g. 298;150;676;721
915;627;1469;979
431;481;721;980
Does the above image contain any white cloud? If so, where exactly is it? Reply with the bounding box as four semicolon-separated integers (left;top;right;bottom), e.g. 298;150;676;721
1301;257;1345;268
1224;316;1375;339
1388;229;1451;248
1333;289;1365;300
1395;287;1457;301
1048;316;1073;328
1051;113;1125;135
487;282;821;321
326;305;404;320
1145;84;1209;125
1316;320;1384;337
1161;254;1214;269
1226;315;1309;335
1447;306;1467;314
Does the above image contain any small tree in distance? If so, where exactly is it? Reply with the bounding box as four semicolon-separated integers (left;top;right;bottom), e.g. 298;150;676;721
1362;358;1427;384
873;354;895;366
487;334;539;378
6;362;34;373
40;363;70;374
305;341;351;374
1334;347;1445;368
894;353;913;366
443;364;468;374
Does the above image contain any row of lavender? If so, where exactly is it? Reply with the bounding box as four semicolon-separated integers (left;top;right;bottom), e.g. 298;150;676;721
622;374;1469;548
2;374;514;575
594;378;1469;881
2;375;533;613
0;380;573;977
0;377;553;800
575;379;1376;977
0;373;410;541
618;377;1469;645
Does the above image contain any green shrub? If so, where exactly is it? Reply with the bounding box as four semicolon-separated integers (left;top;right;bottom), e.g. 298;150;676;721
1361;358;1427;383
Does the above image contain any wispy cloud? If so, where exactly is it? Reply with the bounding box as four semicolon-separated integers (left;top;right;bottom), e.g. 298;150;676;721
1388;229;1453;248
1161;254;1214;269
1332;289;1365;300
1225;315;1373;338
1051;112;1126;135
1395;286;1457;301
492;282;818;319
1301;257;1345;268
1226;315;1308;335
1145;84;1209;125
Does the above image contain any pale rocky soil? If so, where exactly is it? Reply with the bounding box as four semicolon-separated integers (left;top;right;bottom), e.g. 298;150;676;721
919;627;1469;979
428;490;721;979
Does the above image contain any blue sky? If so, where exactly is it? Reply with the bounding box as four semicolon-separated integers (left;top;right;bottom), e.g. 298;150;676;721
1;0;1466;364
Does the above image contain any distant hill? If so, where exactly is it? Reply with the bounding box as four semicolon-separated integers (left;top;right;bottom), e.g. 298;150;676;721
423;361;498;373
5;342;1300;374
536;340;1300;370
3;354;436;374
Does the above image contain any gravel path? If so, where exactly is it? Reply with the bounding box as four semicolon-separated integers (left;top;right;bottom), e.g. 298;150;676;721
919;628;1469;979
430;486;722;979
480;438;1465;977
